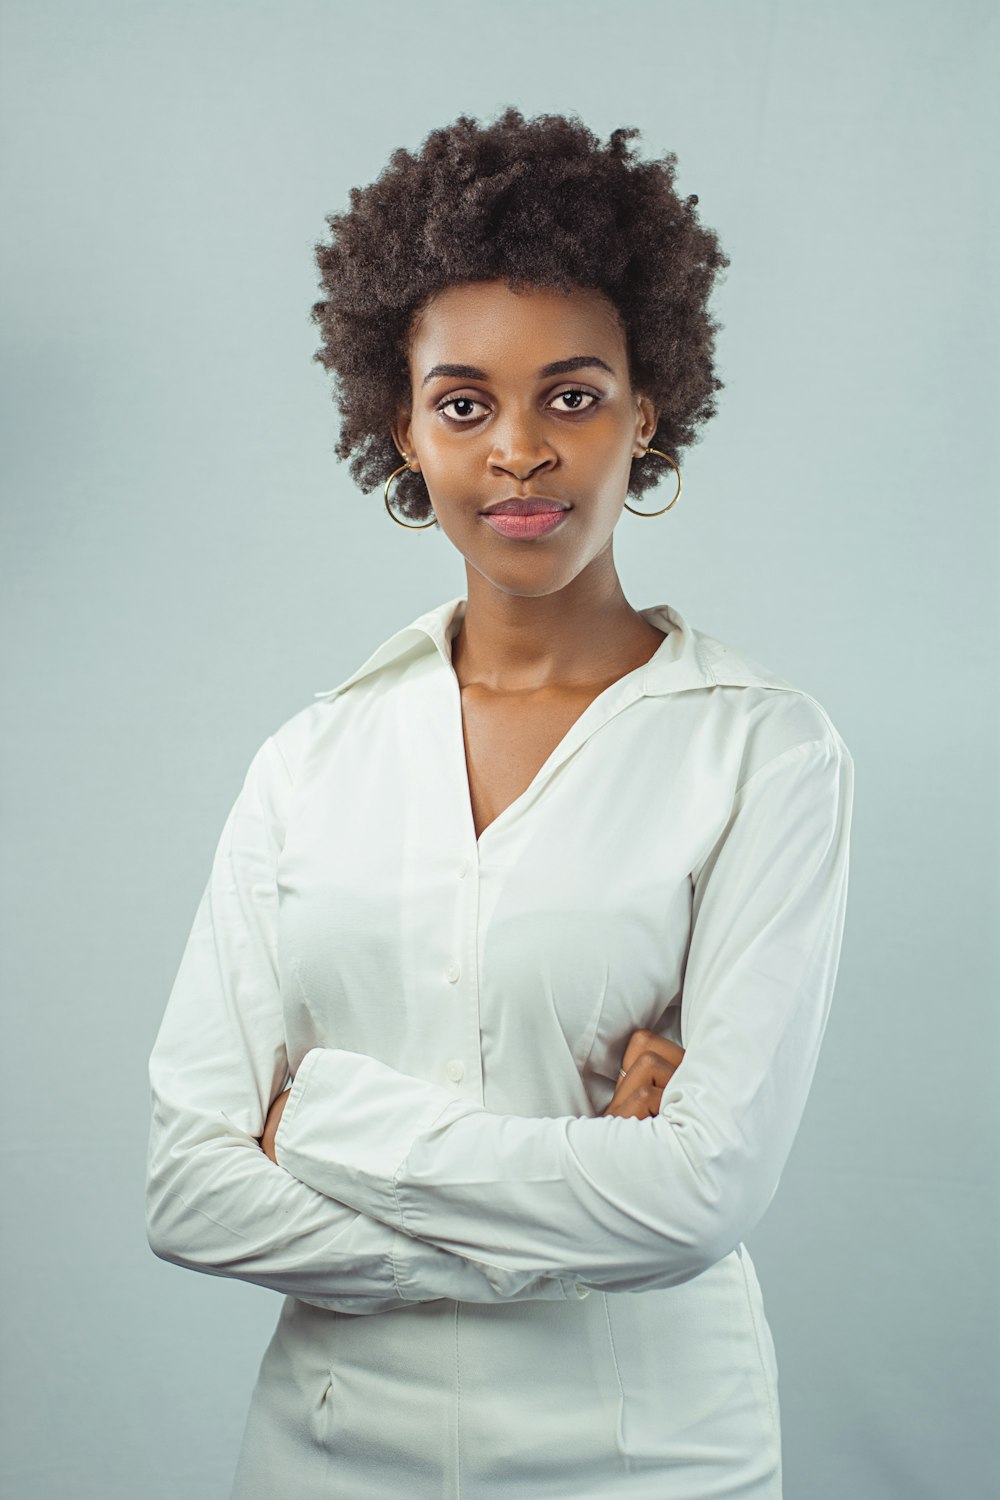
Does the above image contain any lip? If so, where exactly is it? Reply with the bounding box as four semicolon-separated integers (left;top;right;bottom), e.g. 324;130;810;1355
481;509;569;540
480;496;571;516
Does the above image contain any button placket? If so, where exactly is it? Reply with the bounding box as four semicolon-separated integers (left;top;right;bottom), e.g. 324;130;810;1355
443;841;484;1100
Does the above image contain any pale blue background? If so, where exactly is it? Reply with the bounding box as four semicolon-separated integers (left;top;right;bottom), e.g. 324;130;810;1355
1;2;997;1496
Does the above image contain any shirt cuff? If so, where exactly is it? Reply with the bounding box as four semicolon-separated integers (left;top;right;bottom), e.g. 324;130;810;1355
273;1046;455;1230
274;1047;591;1302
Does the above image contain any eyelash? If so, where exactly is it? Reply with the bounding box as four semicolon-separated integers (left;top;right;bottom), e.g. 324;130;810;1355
436;388;600;424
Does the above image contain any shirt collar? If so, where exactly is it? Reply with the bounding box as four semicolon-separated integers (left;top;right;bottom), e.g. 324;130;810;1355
313;596;796;703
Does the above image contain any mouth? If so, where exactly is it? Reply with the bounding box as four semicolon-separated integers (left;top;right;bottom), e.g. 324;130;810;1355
480;497;571;517
479;496;572;541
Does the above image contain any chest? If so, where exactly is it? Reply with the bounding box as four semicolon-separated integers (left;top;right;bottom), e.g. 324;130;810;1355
276;668;745;1108
459;685;605;841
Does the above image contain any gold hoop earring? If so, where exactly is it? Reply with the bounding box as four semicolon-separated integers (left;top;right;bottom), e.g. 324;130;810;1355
623;447;682;515
384;455;436;529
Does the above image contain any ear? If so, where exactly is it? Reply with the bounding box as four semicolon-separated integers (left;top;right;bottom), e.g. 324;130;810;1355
391;407;418;467
632;393;659;456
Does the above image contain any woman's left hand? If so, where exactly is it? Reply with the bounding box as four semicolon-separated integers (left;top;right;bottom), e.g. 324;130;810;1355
259;1088;291;1163
601;1029;686;1119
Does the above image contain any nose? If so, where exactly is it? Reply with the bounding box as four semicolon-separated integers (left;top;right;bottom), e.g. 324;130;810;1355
487;410;557;484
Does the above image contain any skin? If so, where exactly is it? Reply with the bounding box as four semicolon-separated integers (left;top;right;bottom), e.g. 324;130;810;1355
392;277;667;694
259;278;687;1161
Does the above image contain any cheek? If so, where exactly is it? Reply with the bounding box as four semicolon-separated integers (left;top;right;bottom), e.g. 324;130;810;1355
420;427;468;475
577;410;633;459
583;427;634;487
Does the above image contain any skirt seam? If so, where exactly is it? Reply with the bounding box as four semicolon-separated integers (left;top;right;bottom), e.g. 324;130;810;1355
453;1300;463;1500
599;1291;630;1473
737;1252;783;1485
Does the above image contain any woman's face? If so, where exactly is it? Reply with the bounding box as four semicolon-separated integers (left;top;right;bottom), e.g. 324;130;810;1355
393;279;657;599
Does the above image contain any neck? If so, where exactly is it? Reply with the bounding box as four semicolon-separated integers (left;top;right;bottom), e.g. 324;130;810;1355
450;549;665;694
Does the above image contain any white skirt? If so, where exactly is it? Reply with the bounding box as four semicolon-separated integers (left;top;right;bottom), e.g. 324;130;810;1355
229;1245;782;1499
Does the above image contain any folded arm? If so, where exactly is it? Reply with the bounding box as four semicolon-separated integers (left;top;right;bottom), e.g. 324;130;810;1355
146;735;586;1313
274;734;854;1294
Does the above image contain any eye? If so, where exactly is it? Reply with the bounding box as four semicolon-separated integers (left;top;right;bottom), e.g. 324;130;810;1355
437;396;487;423
549;388;598;413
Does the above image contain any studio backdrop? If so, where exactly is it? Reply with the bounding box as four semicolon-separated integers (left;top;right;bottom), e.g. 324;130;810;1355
1;2;996;1497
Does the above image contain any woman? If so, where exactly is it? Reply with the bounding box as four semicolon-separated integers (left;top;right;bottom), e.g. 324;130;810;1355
146;109;854;1499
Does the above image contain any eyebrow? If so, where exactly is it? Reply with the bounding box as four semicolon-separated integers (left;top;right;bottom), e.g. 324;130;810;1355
421;355;615;387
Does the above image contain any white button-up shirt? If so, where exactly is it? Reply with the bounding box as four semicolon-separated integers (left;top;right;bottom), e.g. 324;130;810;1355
146;595;853;1497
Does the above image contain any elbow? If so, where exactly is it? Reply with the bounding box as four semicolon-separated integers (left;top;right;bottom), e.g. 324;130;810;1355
662;1222;737;1288
586;1219;729;1296
653;1115;769;1281
145;1176;193;1269
145;1100;260;1275
672;1187;769;1285
147;1223;182;1270
146;1124;195;1268
145;1175;232;1279
681;1165;760;1277
145;1139;226;1275
587;1188;738;1294
685;1222;743;1282
613;1226;746;1297
640;1163;757;1289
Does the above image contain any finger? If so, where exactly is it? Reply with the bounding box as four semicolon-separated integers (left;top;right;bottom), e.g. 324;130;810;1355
613;1055;681;1104
603;1058;678;1117
622;1029;685;1075
625;1030;685;1069
604;1083;664;1120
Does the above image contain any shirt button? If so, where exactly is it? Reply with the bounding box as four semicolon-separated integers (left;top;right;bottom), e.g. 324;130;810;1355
444;961;460;984
457;859;469;879
575;1283;591;1299
446;1059;465;1083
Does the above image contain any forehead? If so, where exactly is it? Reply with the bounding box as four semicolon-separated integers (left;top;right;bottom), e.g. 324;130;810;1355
408;280;625;373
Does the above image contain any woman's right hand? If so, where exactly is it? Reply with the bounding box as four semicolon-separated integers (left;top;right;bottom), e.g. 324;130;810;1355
601;1028;686;1119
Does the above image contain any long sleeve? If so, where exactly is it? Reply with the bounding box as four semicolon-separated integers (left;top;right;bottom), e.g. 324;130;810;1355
145;734;586;1312
274;731;854;1294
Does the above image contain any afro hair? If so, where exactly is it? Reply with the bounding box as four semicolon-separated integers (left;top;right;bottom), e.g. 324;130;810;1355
311;107;730;524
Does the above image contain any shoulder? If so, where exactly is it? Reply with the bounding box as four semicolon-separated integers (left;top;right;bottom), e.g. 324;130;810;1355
255;697;339;790
249;609;444;789
685;622;853;783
